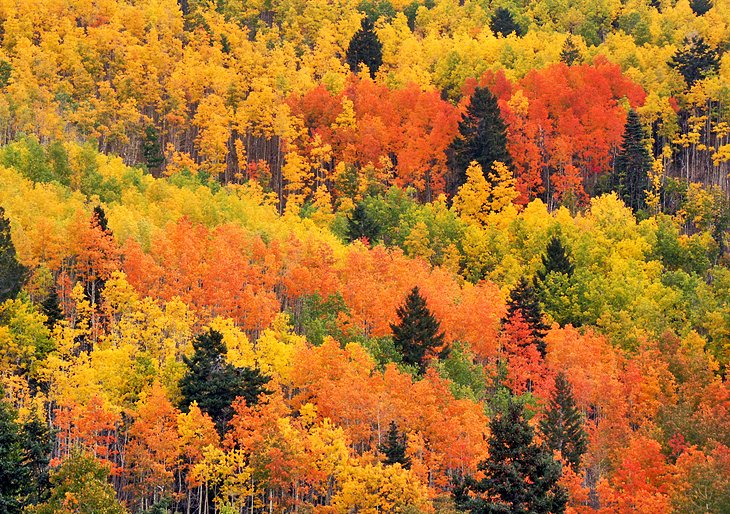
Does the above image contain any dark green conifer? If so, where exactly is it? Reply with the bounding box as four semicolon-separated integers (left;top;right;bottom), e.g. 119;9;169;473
669;35;720;87
0;396;29;513
378;420;411;469
0;207;27;303
456;400;567;513
689;0;713;16
390;286;446;374
490;7;523;37
505;277;549;357
346;202;381;244
41;285;63;328
614;110;651;212
560;36;582;65
179;329;271;434
142;125;165;171
539;372;588;470
346;18;383;79
536;236;575;283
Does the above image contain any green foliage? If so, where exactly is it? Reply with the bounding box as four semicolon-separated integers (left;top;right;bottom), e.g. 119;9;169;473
296;292;350;346
378;420;411;468
433;342;486;401
559;37;582;66
0;207;27;303
0;60;11;89
689;0;713;16
179;329;271;434
669;35;720;88
346;202;382;244
537;236;575;281
539;373;587;470
0;397;29;514
490;7;523;37
613;110;651;213
142;125;165;171
505;277;549;357
41;285;63;329
346;18;383;79
358;0;397;23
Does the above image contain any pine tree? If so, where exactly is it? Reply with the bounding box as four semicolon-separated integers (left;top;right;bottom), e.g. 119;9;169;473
41;285;63;328
457;400;567;513
536;236;575;283
0;207;27;304
490;7;523;37
448;86;512;193
539;373;588;470
179;329;271;434
346;202;381;244
390;286;446;374
560;36;582;65
613;110;651;212
22;416;52;506
93;205;110;233
378;420;411;469
0;397;29;514
346;18;383;79
142;125;165;171
505;277;549;357
689;0;713;16
669;35;720;87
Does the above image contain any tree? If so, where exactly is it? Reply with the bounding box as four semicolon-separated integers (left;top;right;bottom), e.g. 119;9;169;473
21;416;53;506
179;329;271;434
0;397;29;514
536;236;575;283
560;36;582;65
41;284;63;328
613;110;651;212
689;0;713;16
346;202;381;244
505;277;549;357
31;452;128;514
457;400;567;513
449;86;511;193
539;373;588;470
390;286;447;374
669;35;720;87
490;7;522;37
378;420;411;469
142;125;165;171
346;18;383;79
0;207;27;303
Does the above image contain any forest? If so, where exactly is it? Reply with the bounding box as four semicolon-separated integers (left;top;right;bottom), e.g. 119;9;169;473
0;0;728;513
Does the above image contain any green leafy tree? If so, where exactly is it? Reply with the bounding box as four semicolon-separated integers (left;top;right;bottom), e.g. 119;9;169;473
179;329;271;434
505;277;549;357
560;36;582;65
490;7;523;37
456;401;567;513
346;18;383;79
539;373;588;470
0;207;27;303
613;110;651;212
390;286;446;374
669;35;720;87
448;86;512;193
378;420;411;469
346;202;381;244
142;125;165;171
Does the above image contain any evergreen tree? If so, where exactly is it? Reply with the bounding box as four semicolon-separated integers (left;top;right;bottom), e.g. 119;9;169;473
346;202;381;244
456;401;567;513
41;285;63;328
448;86;511;193
536;236;575;283
0;207;27;304
142;125;165;171
505;277;549;357
539;373;588;470
378;420;411;469
93;205;110;233
613;110;651;212
179;329;271;434
490;7;522;37
669;35;720;87
0;397;29;513
390;286;446;374
689;0;713;16
560;36;582;65
346;18;383;79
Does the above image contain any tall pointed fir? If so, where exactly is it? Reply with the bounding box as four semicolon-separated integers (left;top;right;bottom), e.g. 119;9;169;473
613;110;651;212
378;420;411;469
448;86;511;194
142;125;165;172
539;372;588;470
41;284;63;328
505;277;549;357
346;202;381;244
689;0;713;16
536;236;574;283
560;36;582;65
490;7;523;37
669;35;719;87
0;207;27;303
346;18;383;79
456;400;567;513
390;286;446;374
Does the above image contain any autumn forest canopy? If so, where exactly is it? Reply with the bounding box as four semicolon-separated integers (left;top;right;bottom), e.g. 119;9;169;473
0;0;729;513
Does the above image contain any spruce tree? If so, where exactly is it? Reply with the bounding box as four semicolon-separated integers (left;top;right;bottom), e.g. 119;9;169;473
457;400;567;513
669;35;720;87
536;236;575;283
346;18;383;79
378;420;411;469
613;110;651;212
505;277;549;357
560;36;582;66
0;207;27;304
41;285;63;328
689;0;713;16
390;286;446;374
490;7;522;37
448;86;511;192
93;205;110;233
0;397;29;513
179;329;271;434
539;372;588;470
346;202;381;244
142;125;165;171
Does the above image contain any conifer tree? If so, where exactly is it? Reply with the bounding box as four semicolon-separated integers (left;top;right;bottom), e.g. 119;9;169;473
539;373;588;470
669;35;720;87
490;7;522;37
613;110;651;212
449;86;511;193
0;207;27;304
536;236;575;283
689;0;713;16
390;286;446;374
505;277;549;357
378;420;411;469
346;202;381;244
142;125;165;171
346;18;383;79
0;397;29;513
93;205;110;233
41;285;63;328
179;329;271;434
560;36;582;65
456;400;567;513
